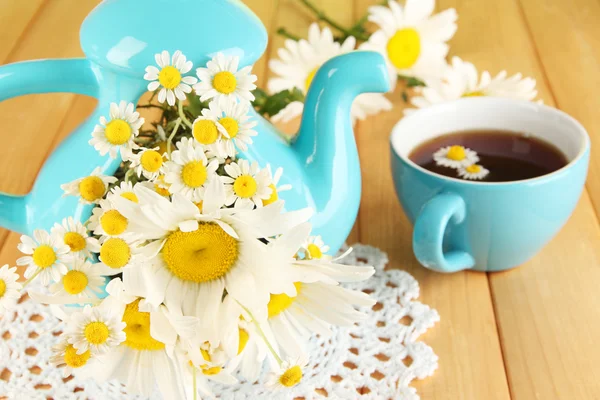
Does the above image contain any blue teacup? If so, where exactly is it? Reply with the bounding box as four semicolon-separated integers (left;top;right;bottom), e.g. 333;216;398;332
390;98;590;273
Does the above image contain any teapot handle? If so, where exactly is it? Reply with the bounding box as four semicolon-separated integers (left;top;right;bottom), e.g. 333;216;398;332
0;58;99;234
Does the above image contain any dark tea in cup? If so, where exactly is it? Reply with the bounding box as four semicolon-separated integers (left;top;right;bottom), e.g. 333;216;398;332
409;129;568;182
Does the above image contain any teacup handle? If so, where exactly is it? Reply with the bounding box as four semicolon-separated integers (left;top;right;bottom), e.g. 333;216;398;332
413;192;476;273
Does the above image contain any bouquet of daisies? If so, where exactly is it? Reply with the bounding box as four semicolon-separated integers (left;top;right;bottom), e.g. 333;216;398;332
0;50;375;399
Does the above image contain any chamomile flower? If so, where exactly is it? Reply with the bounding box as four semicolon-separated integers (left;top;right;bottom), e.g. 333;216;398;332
110;182;313;334
145;50;198;106
409;57;539;111
222;159;272;209
194;53;257;103
77;280;189;399
360;0;457;83
223;317;269;382
458;164;490;181
61;167;117;204
16;230;70;285
164;139;219;202
51;217;98;258
201;97;258;155
66;304;126;356
89;101;144;159
181;343;238;392
262;165;292;207
88;200;130;238
128;147;165;180
262;228;375;359
268;23;392;124
266;356;308;390
49;258;105;300
302;236;330;260
95;234;145;276
0;265;22;312
433;145;479;169
50;340;95;378
107;181;139;203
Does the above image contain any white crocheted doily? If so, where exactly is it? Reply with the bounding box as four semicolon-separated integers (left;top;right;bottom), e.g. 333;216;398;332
0;244;439;400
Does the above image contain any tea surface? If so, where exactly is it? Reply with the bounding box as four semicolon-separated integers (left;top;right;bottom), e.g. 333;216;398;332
409;129;569;182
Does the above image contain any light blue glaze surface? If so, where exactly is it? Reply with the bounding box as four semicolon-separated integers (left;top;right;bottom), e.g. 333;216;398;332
0;0;390;255
392;143;590;272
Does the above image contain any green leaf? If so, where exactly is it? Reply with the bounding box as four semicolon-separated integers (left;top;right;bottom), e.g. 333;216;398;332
185;93;209;117
253;87;305;118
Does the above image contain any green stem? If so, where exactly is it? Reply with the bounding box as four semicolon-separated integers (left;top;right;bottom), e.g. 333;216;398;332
124;168;135;182
178;101;194;129
237;301;283;366
277;27;301;41
22;268;43;289
297;0;369;40
167;118;182;156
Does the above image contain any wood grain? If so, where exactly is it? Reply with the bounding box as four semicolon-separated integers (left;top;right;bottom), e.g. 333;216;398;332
1;0;600;398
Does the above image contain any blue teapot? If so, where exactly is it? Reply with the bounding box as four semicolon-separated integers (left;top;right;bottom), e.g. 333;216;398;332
0;0;389;254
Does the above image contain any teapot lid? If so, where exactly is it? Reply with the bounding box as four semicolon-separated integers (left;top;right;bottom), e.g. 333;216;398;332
80;0;268;77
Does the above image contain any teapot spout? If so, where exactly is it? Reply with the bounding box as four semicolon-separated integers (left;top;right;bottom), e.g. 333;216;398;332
292;51;390;250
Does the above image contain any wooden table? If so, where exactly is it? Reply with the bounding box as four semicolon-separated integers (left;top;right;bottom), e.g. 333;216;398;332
1;0;599;398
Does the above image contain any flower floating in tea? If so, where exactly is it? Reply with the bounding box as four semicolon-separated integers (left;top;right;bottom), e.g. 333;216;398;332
433;145;479;169
433;145;491;181
458;164;490;181
3;51;377;399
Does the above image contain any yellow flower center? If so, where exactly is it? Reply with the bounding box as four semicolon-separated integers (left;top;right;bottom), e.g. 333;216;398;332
386;28;421;70
279;365;303;388
447;146;467;161
267;282;302;318
219;117;240;139
140;150;163;173
84;321;110;345
307;244;323;259
155;183;171;197
213;71;237;94
233;175;258;199
158;65;182;90
466;164;482;173
123;299;165;351
238;328;249;355
120;192;139;203
202;366;222;376
305;67;318;91
193;120;220;145
79;176;106;202
463;91;485;97
64;344;90;368
100;210;128;236
262;184;278;206
0;279;6;298
181;161;208;188
104;119;132;145
32;245;57;269
99;238;131;269
64;232;87;252
62;270;89;295
162;222;239;283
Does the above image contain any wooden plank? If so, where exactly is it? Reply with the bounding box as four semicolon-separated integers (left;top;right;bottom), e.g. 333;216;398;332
0;0;47;62
0;0;100;266
354;0;511;398
516;0;600;215
0;0;49;250
243;0;280;84
486;0;600;398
